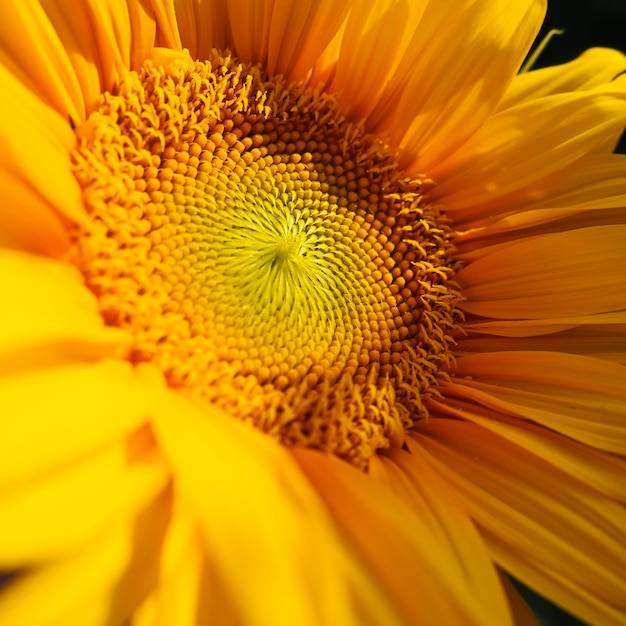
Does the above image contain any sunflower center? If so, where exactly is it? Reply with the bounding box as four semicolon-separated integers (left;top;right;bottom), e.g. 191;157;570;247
69;49;462;469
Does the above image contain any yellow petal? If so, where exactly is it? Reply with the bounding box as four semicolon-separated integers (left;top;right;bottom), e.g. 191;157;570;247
295;447;501;626
0;250;129;374
0;428;169;566
451;153;626;235
498;571;541;626
93;0;158;72
152;393;363;626
459;320;626;364
446;351;626;453
369;448;514;625
127;0;158;69
457;225;626;319
0;63;86;231
463;312;626;338
0;488;171;626
323;0;428;123
410;421;626;625
33;0;111;114
151;0;184;51
431;81;626;220
226;0;349;82
501;47;626;109
429;394;626;501
2;0;159;121
0;173;69;256
0;0;87;120
392;0;545;172
0;361;158;486
133;513;241;626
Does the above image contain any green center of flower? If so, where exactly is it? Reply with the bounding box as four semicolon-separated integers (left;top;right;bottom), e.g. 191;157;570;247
69;49;462;469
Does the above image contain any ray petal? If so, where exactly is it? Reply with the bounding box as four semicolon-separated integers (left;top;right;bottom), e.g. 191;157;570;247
152;394;365;626
431;80;626;221
391;0;545;172
0;0;88;120
0;487;171;626
324;0;428;123
226;0;349;81
446;351;626;453
459;321;626;364
0;361;159;486
369;448;514;625
0;63;85;237
456;225;626;320
501;47;626;109
0;429;169;567
0;0;157;122
295;448;506;625
450;153;626;235
409;421;626;625
0;250;129;374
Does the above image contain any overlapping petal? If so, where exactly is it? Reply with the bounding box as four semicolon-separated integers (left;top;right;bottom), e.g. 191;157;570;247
456;225;626;319
389;0;545;171
409;419;626;625
0;249;129;374
369;448;514;625
445;351;626;453
430;80;626;226
227;0;350;81
0;64;85;251
152;394;369;626
295;448;509;625
0;427;169;566
0;486;171;626
500;47;626;110
0;0;159;122
0;361;157;486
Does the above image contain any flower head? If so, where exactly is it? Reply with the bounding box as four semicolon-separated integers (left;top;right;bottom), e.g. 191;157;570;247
1;1;626;624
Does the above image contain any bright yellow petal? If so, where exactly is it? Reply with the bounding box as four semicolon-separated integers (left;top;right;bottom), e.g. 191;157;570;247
451;153;626;236
0;0;87;120
0;487;171;626
501;47;626;109
409;421;626;626
429;394;626;502
391;0;545;172
457;225;626;319
151;0;184;51
498;572;540;626
322;0;428;122
0;173;69;257
1;0;159;121
0;361;158;486
226;0;349;81
0;427;169;566
369;447;514;625
462;312;626;338
0;250;129;374
33;0;113;115
134;514;241;626
295;447;501;626
445;351;626;453
431;80;626;220
152;393;364;626
0;62;86;236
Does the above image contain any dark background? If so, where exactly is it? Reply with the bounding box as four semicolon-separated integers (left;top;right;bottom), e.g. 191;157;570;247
535;0;626;67
514;2;625;623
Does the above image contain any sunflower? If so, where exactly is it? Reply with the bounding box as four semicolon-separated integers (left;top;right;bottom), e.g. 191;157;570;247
1;0;626;624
